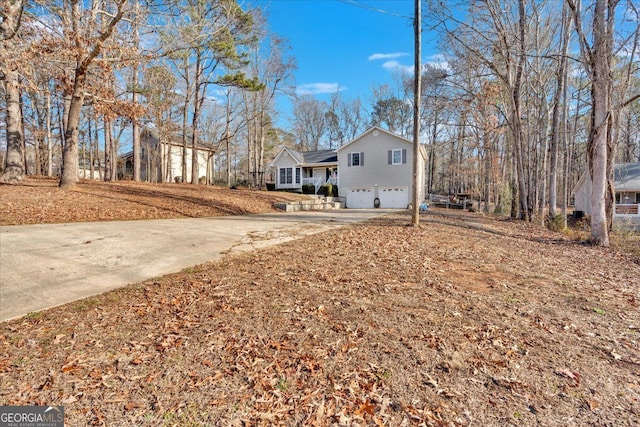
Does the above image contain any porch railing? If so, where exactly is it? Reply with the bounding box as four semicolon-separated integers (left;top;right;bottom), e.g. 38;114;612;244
302;177;323;194
301;176;338;194
614;204;640;215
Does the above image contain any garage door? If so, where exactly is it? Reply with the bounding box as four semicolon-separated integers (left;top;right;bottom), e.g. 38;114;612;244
346;188;374;208
378;187;409;208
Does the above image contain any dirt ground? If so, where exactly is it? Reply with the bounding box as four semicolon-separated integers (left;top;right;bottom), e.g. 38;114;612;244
0;178;639;426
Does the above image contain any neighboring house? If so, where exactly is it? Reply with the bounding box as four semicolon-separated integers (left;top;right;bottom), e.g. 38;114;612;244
336;126;426;209
574;162;640;224
270;147;338;194
120;128;216;183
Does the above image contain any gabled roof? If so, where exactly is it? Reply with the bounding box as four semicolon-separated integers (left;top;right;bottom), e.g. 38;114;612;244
270;146;303;167
336;126;427;159
141;127;216;151
270;146;337;167
573;162;640;195
615;162;640;191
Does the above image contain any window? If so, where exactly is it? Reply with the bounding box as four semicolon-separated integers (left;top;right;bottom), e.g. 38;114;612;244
295;168;301;184
279;167;293;184
388;149;407;165
393;149;402;164
348;152;364;167
636;193;640;204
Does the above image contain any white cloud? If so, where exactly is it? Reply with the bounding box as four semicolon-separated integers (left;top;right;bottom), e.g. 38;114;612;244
368;52;410;61
382;60;413;74
372;52;450;76
295;83;346;96
424;54;450;71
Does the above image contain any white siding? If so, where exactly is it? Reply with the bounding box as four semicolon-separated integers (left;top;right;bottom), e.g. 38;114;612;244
338;128;424;208
271;151;300;190
160;144;211;183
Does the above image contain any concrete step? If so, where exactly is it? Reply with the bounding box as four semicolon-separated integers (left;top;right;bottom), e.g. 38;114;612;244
273;198;344;212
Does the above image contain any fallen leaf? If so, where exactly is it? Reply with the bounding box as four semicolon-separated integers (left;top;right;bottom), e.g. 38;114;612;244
555;368;580;386
355;399;376;416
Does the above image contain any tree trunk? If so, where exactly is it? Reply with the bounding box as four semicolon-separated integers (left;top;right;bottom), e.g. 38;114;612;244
225;98;232;187
190;87;202;185
60;67;86;188
46;88;53;177
2;68;25;181
88;113;95;179
258;111;266;189
226;134;231;187
588;0;613;245
411;0;422;225
104;116;113;181
513;0;529;221
191;55;205;186
132;105;141;181
549;3;571;218
181;103;188;183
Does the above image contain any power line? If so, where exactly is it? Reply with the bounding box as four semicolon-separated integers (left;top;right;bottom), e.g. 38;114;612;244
336;0;411;19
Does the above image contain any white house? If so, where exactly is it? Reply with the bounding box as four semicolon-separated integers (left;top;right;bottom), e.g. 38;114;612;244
270;127;425;209
120;128;216;183
336;126;426;209
574;162;640;225
269;147;338;194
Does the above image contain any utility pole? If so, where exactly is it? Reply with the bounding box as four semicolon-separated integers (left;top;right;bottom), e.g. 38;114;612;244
411;0;422;225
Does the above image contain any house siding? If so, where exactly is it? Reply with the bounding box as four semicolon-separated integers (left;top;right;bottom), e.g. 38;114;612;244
119;130;214;183
337;128;424;206
273;152;300;189
573;163;640;224
159;144;210;183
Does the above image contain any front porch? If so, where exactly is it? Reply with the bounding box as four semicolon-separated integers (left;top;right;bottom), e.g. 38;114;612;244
614;203;640;230
276;166;337;194
615;204;640;216
615;191;640;219
302;174;338;194
614;191;640;230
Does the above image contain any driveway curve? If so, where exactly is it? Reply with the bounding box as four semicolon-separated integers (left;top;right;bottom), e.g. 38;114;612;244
0;209;394;321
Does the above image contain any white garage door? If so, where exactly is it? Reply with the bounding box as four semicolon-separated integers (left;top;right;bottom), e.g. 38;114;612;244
346;188;374;208
378;187;409;208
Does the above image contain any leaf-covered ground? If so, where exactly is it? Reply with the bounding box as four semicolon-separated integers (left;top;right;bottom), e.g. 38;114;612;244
0;179;639;426
0;177;309;225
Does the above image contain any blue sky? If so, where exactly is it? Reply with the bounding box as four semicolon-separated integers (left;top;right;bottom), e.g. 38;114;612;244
260;0;443;110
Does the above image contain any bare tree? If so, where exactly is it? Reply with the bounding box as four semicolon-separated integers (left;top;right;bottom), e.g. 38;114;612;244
292;95;327;151
568;0;618;245
59;0;128;189
548;1;572;220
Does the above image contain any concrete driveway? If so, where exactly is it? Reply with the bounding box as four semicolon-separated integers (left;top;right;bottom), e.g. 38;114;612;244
0;209;394;322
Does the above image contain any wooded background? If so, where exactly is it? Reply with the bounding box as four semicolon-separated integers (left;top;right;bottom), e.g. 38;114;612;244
1;1;639;235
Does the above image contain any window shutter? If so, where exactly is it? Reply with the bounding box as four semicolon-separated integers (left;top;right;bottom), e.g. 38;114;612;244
279;168;285;185
348;153;352;167
402;149;407;164
388;150;392;165
360;152;364;166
